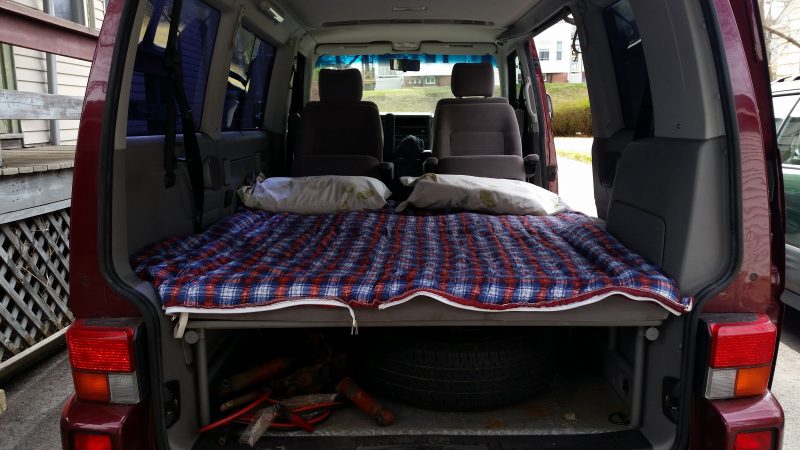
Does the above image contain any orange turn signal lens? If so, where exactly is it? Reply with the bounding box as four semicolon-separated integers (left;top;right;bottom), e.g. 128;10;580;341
735;365;772;398
72;370;110;402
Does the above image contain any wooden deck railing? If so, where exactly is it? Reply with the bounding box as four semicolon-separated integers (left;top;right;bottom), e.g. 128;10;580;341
0;0;96;378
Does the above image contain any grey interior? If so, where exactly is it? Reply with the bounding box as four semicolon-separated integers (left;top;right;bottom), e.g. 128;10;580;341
103;0;735;448
431;62;526;180
292;68;384;177
606;137;729;296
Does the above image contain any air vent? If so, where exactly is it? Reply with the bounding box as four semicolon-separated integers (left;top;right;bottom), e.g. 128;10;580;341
322;19;495;27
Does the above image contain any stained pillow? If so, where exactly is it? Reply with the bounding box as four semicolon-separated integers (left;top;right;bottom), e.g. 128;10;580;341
396;173;565;215
238;175;391;214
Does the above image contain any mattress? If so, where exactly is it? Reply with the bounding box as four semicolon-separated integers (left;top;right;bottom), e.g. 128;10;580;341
133;206;692;319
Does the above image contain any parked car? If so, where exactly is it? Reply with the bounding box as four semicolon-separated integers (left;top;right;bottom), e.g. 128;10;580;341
60;0;786;449
772;76;800;309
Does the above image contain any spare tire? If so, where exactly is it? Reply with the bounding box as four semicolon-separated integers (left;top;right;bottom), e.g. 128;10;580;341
356;328;556;411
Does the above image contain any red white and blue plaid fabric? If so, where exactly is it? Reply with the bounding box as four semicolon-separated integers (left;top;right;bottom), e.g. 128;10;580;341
133;206;692;315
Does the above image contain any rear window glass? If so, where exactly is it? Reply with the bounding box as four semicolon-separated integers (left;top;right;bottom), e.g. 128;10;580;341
127;0;220;136
311;54;499;113
221;27;277;131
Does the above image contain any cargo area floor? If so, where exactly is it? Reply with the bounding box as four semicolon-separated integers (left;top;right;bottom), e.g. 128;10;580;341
193;375;636;449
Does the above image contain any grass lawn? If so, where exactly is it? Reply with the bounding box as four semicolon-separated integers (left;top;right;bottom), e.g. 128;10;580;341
545;83;590;108
360;82;592;136
362;86;503;112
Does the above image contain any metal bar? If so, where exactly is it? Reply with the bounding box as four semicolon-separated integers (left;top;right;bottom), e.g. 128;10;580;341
608;327;617;351
0;0;98;61
196;329;211;426
185;318;666;330
629;327;646;429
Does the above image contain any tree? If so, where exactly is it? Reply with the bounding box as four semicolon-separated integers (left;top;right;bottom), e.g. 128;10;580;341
761;0;800;79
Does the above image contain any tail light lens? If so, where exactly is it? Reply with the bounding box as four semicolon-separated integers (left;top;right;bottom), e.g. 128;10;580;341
704;314;777;400
733;430;774;450
73;432;113;450
67;320;142;404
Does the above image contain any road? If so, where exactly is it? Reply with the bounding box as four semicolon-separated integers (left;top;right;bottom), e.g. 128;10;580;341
0;155;797;449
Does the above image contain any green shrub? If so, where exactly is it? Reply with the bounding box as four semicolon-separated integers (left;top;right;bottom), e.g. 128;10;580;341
546;83;593;137
551;99;593;137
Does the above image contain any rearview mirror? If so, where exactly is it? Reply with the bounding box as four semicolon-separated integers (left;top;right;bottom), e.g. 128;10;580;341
390;58;421;72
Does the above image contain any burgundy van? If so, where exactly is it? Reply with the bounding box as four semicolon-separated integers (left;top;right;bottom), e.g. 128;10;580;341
61;0;786;449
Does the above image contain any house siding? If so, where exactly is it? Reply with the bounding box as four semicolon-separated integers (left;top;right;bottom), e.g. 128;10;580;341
5;0;101;146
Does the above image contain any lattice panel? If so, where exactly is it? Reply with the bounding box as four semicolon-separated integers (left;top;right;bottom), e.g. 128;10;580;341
0;208;72;363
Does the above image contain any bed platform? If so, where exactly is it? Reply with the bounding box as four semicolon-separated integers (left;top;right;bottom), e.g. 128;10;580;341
133;204;691;336
180;295;670;331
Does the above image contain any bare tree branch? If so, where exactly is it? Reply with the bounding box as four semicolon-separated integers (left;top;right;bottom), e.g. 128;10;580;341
764;24;800;49
774;0;799;22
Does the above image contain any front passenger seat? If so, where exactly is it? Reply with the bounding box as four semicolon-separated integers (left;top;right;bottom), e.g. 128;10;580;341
430;63;532;181
292;69;387;178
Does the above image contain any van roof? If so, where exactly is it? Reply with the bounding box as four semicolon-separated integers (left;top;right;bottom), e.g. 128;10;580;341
281;0;540;45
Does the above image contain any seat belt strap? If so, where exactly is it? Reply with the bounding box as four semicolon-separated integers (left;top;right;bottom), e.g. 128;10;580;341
633;85;653;140
164;0;204;232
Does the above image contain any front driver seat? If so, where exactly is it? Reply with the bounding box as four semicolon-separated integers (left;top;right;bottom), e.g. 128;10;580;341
292;69;388;178
429;63;533;181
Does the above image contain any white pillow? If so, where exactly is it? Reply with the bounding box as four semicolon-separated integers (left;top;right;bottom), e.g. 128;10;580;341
238;175;391;214
396;173;566;215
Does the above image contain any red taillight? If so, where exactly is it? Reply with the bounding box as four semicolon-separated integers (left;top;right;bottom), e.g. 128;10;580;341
705;314;777;400
733;430;774;450
73;432;112;450
67;324;135;372
709;318;777;368
66;320;141;404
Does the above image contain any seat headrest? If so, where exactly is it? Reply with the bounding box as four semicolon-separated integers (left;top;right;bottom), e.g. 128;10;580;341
319;69;363;102
450;63;495;98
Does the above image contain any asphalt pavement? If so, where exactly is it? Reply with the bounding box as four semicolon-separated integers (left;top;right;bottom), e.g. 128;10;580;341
0;348;70;450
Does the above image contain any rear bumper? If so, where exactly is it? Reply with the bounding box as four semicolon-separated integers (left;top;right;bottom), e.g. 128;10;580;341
60;394;151;449
692;391;784;449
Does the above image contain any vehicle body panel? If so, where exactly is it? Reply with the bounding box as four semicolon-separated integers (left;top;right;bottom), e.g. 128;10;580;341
700;0;783;319
60;0;786;448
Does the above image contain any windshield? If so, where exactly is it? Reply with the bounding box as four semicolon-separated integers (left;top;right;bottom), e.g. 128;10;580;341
311;54;500;113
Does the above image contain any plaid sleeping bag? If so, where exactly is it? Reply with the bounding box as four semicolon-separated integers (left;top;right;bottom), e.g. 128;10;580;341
133;206;693;315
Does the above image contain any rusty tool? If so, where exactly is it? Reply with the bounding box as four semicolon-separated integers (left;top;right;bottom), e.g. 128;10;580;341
238;405;279;447
220;389;268;412
336;377;395;426
270;362;328;398
219;357;291;395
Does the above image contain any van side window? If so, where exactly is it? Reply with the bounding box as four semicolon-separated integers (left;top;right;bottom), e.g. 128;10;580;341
603;0;651;132
221;28;277;131
127;0;220;136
